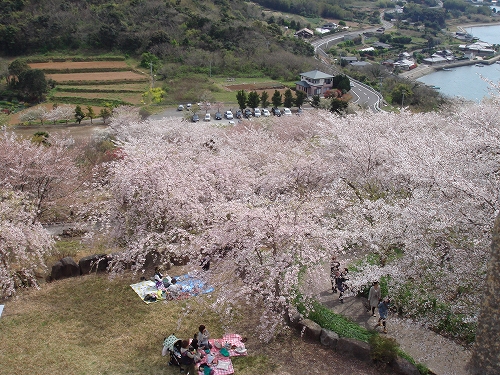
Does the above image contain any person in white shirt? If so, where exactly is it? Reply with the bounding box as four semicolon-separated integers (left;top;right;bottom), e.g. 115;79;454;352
166;278;181;296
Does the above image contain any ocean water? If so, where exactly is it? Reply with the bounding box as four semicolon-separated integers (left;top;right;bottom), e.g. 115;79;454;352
416;24;500;102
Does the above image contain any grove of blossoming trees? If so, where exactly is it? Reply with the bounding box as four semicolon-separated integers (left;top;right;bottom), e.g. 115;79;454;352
0;190;54;297
0;132;80;221
0;131;81;297
93;100;499;340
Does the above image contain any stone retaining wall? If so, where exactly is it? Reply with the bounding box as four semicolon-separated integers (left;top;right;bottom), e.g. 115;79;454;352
291;315;421;375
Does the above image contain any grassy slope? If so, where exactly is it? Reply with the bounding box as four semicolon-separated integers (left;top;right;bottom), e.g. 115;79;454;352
0;270;385;375
0;273;228;375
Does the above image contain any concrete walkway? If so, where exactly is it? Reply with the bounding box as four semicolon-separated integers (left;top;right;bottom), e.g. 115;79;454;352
317;290;472;375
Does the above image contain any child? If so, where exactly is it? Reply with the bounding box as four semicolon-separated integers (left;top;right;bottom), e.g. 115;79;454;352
377;297;390;333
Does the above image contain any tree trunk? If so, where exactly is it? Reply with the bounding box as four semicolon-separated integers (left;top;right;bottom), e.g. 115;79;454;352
468;213;500;375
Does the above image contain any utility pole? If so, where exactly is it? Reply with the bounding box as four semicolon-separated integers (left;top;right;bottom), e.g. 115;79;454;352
150;62;154;88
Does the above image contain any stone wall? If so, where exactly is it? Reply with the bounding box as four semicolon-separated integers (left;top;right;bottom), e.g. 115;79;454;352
292;316;420;375
47;250;187;281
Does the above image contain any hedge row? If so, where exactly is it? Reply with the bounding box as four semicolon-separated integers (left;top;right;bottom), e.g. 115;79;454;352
47;96;130;107
24;56;126;63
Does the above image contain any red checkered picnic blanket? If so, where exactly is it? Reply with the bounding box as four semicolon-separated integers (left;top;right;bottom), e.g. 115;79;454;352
196;334;247;374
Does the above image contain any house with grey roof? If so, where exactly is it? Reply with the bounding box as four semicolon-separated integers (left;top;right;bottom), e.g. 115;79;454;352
294;28;314;38
295;70;334;97
340;56;358;63
422;55;448;65
350;61;372;68
373;42;392;49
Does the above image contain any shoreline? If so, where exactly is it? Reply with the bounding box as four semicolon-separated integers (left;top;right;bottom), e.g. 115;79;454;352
454;20;500;32
400;54;500;80
400;22;500;80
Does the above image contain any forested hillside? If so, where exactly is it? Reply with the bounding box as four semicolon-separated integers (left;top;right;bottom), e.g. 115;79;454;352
0;0;322;79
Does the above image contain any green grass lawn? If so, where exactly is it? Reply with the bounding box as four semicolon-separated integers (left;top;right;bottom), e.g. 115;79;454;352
0;273;274;375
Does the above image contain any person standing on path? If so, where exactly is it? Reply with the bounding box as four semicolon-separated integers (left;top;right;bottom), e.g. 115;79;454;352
336;269;348;303
377;297;390;334
330;256;341;293
368;281;381;317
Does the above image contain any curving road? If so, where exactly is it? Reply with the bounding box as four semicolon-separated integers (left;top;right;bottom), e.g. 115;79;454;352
310;19;393;112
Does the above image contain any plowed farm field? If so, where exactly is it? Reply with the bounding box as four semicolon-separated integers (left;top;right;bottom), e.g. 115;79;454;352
29;61;130;70
46;71;147;82
51;91;144;105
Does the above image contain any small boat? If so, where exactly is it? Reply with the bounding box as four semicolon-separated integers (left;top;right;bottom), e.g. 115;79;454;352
496;61;500;64
442;68;453;71
475;63;485;67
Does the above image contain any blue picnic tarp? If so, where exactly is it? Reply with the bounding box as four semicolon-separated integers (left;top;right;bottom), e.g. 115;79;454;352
130;273;213;304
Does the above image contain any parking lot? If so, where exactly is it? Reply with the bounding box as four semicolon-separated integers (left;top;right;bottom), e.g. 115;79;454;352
149;104;305;123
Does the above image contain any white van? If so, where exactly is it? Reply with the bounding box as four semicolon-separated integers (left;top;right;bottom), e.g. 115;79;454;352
254;108;261;117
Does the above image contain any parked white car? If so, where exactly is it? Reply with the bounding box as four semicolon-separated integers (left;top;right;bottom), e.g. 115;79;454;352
254;108;261;117
224;110;234;119
262;109;270;117
177;104;184;111
204;113;211;121
283;108;292;116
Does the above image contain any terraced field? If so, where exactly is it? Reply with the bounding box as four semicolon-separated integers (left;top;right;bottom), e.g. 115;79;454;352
28;59;149;106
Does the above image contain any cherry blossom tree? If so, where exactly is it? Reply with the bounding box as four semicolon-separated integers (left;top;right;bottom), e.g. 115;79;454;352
0;189;54;298
19;107;47;125
44;104;74;125
93;101;499;339
0;132;80;222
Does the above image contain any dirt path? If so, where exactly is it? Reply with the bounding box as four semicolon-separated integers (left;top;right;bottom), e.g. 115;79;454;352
317;290;472;375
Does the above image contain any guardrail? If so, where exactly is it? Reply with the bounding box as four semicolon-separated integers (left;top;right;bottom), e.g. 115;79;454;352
315;46;383;112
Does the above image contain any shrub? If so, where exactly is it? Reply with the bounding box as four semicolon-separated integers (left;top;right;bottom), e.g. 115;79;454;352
304;301;373;342
369;334;400;363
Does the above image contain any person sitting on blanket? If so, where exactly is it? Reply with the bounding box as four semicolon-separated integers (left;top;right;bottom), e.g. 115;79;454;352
190;333;206;360
166;278;181;297
180;340;198;375
154;267;172;289
197;325;212;350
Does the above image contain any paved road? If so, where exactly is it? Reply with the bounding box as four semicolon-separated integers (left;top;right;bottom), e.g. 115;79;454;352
317;291;472;375
349;81;382;111
309;19;394;112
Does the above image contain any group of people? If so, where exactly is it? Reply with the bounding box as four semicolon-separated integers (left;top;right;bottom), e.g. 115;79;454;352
368;281;391;334
179;325;214;375
330;257;391;333
143;267;182;302
330;256;349;303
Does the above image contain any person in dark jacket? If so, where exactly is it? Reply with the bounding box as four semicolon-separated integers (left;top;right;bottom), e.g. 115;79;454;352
330;256;341;293
377;297;390;333
336;269;349;303
180;340;197;375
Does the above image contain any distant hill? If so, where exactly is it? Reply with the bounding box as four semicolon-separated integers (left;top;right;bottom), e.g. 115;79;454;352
0;0;338;79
